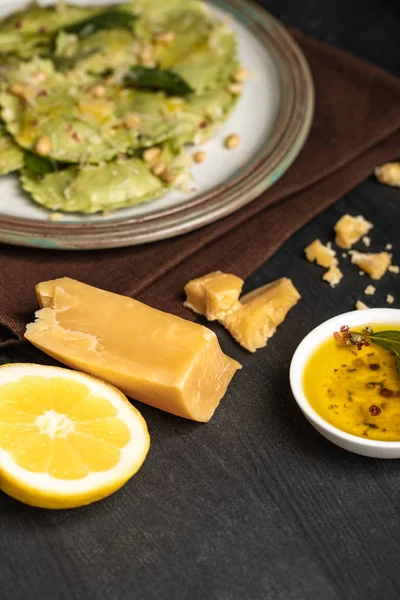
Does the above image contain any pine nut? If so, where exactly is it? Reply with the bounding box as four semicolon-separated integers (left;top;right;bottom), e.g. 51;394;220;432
35;136;52;156
224;134;240;149
193;151;207;164
142;147;162;163
227;82;243;96
151;162;166;177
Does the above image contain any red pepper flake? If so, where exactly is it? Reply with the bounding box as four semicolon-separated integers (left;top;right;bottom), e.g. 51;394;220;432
199;120;208;129
334;325;370;352
334;331;344;344
38;26;48;34
369;404;382;416
14;20;22;30
380;387;396;398
66;124;73;132
362;431;369;437
18;98;26;107
37;90;48;98
71;132;81;142
29;119;39;127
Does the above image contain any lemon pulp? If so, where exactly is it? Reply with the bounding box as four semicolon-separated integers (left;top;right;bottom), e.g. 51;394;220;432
0;364;149;508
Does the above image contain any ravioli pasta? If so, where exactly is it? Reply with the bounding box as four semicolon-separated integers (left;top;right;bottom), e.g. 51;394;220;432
0;126;24;175
0;0;242;214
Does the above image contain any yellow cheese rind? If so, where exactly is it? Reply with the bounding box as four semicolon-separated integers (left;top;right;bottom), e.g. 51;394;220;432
334;214;373;249
222;278;301;352
305;239;337;268
184;271;244;321
25;278;241;423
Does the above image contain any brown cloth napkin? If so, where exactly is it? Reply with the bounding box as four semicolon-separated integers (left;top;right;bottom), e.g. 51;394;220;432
1;30;400;346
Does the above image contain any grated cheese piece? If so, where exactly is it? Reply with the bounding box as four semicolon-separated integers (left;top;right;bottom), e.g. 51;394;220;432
305;239;337;268
342;252;348;258
386;243;393;251
362;236;371;248
389;265;399;274
375;162;400;187
334;214;373;249
322;265;343;288
350;251;391;280
356;300;369;310
386;294;395;305
364;285;376;295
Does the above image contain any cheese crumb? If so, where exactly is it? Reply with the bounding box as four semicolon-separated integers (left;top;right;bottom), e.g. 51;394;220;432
364;285;376;295
389;265;399;274
362;236;371;248
386;243;393;251
322;265;343;288
356;300;369;310
334;214;373;249
342;252;348;258
375;162;400;187
350;251;391;280
386;294;395;304
359;271;365;276
305;239;337;268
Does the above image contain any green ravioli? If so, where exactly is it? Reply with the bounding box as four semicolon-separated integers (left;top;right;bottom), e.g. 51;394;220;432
0;4;106;58
0;0;242;215
0;125;24;175
21;157;168;214
0;58;133;163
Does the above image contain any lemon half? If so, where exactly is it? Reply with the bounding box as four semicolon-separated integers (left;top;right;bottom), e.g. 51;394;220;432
0;363;150;509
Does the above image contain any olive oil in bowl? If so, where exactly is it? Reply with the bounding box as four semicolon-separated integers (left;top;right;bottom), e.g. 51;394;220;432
303;324;400;441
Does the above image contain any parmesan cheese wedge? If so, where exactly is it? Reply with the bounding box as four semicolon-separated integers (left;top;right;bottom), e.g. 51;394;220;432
25;278;241;423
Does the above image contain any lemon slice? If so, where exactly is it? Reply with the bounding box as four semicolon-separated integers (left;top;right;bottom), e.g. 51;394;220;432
0;363;150;509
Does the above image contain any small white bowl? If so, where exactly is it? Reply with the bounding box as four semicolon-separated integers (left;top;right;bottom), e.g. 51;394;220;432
290;308;400;458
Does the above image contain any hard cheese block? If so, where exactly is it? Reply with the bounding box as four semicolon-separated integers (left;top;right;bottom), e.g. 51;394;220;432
184;274;301;353
25;278;241;422
222;279;301;352
184;271;244;321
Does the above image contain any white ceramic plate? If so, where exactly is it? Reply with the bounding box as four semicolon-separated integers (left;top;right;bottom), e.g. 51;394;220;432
0;0;314;248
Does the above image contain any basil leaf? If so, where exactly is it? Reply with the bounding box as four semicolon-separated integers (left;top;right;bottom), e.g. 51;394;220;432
47;48;100;72
124;66;194;96
24;152;55;175
369;330;400;375
87;68;114;78
58;10;137;40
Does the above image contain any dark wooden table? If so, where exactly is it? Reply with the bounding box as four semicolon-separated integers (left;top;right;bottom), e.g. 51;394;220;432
1;1;400;599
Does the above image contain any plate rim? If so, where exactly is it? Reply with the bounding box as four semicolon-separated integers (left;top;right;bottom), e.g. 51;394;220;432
0;0;314;249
